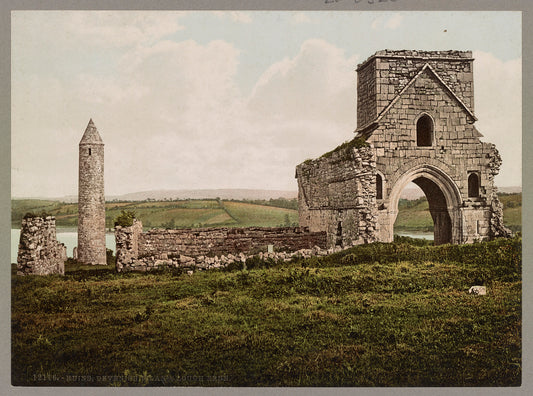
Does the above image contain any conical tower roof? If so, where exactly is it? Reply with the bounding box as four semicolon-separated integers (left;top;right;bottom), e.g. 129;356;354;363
79;118;104;145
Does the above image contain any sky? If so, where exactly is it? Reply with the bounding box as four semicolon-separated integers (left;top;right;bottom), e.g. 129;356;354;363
11;10;522;198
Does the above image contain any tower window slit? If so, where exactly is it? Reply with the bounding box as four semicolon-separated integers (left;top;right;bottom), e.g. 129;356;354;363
376;174;383;200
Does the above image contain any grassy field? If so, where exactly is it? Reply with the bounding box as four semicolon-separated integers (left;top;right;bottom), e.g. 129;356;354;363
394;193;521;233
394;198;433;232
12;193;520;233
11;199;299;230
11;235;521;387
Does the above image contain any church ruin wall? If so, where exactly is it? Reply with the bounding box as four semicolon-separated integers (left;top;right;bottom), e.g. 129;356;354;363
115;220;327;272
295;144;378;247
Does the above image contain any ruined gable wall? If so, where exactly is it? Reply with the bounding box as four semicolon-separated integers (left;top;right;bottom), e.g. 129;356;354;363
296;145;378;247
17;216;66;276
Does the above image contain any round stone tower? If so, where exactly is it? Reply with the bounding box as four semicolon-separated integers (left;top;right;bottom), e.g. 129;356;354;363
78;119;106;265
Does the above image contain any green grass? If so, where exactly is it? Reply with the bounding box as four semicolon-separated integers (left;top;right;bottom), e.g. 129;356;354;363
222;201;298;227
394;193;521;233
394;198;433;232
12;236;521;387
498;194;522;232
12;199;298;230
12;193;520;232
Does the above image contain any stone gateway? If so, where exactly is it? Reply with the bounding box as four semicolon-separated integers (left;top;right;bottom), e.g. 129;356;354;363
296;50;511;247
77;119;107;265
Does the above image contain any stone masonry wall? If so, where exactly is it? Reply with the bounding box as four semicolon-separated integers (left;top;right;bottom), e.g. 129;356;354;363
115;220;327;272
296;144;378;247
357;50;474;130
17;216;66;276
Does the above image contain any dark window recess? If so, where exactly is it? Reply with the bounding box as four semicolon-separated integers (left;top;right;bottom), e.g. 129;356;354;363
416;115;433;147
89;148;92;156
335;222;343;247
376;174;383;200
468;173;480;198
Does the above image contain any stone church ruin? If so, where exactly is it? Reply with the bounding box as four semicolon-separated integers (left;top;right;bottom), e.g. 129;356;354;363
16;49;514;276
296;50;512;247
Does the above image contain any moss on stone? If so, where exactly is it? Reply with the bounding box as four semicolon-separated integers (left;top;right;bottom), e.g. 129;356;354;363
320;137;369;160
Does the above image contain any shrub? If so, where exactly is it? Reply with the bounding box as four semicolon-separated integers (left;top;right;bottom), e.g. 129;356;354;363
114;210;136;227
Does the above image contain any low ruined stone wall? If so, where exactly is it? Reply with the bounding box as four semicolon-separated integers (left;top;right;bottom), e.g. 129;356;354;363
17;216;66;276
115;220;327;272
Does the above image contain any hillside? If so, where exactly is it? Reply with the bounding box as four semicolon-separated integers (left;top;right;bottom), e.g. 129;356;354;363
11;193;521;233
14;188;299;203
11;198;299;229
394;193;521;233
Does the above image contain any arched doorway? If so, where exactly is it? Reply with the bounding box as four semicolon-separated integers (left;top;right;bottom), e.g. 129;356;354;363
393;182;433;241
386;165;462;245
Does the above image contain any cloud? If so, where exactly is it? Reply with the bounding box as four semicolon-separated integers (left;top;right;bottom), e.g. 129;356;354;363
371;16;384;30
212;11;252;24
63;11;187;47
372;14;403;30
249;39;357;121
472;50;521;186
385;14;404;29
292;12;313;24
12;33;362;196
246;39;360;164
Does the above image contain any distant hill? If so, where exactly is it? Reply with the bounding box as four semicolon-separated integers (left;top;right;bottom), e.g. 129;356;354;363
400;186;521;200
497;186;522;194
14;186;521;203
12;192;520;232
14;189;299;203
108;189;298;202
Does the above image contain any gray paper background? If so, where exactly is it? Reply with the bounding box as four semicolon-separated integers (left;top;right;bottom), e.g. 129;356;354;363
1;1;530;395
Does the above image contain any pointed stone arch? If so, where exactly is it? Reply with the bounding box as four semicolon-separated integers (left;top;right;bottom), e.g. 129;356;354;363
386;164;462;245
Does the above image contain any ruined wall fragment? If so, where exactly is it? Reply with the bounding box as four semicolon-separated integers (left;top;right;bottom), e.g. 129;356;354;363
17;216;66;276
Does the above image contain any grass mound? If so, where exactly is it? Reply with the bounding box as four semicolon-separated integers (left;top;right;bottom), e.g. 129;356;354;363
12;235;521;386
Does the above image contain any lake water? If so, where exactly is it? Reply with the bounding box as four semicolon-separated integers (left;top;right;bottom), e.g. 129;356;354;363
11;229;116;264
395;231;434;240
